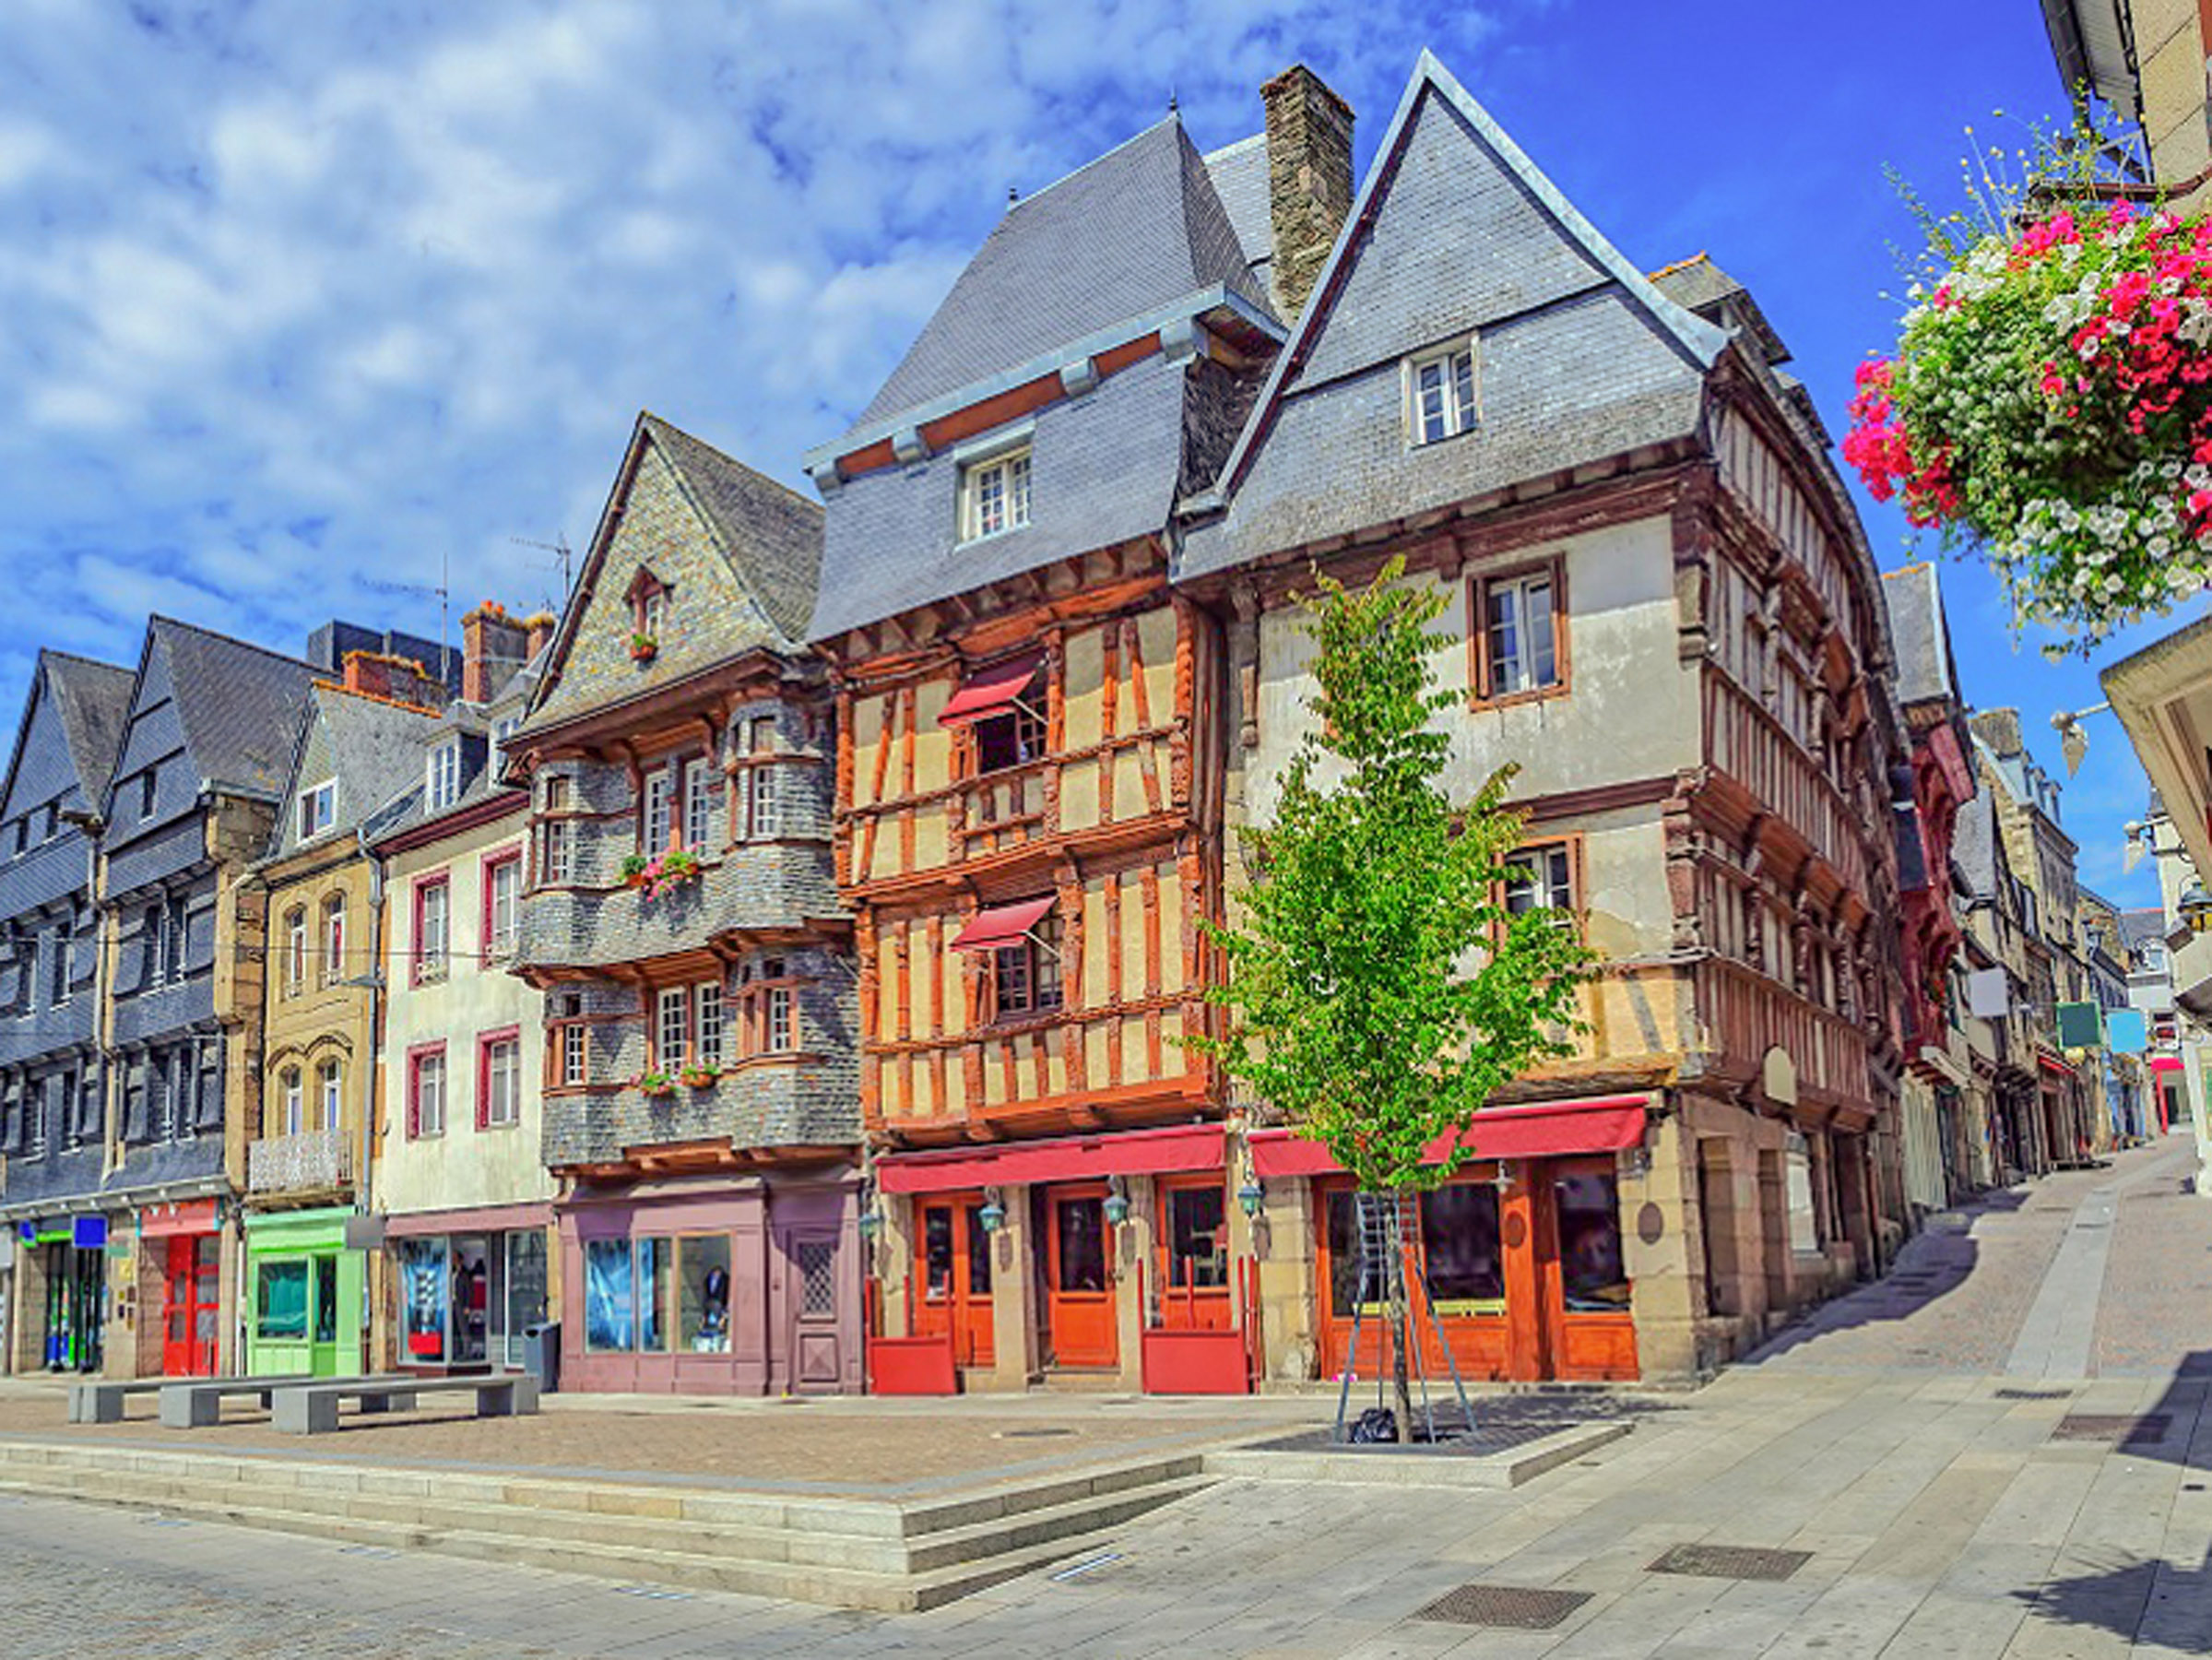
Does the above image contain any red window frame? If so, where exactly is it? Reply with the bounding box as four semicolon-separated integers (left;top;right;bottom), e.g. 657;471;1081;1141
476;1025;522;1131
406;1041;446;1139
480;848;522;955
410;872;451;985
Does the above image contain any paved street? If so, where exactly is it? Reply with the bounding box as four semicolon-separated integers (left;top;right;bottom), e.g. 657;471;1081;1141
5;1136;2211;1657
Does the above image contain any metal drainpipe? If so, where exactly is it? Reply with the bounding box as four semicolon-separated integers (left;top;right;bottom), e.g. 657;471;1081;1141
358;824;381;1221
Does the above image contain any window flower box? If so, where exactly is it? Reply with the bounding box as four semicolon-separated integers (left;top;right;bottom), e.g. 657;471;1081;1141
680;1063;721;1090
633;848;702;901
634;1070;677;1097
630;634;657;663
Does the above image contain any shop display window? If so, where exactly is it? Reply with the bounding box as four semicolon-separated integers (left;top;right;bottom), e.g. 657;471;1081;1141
400;1238;449;1362
256;1259;308;1341
313;1257;338;1345
1555;1170;1628;1312
638;1237;674;1351
584;1238;635;1352
505;1231;548;1369
1164;1185;1229;1288
678;1235;733;1353
452;1238;491;1365
1420;1183;1505;1313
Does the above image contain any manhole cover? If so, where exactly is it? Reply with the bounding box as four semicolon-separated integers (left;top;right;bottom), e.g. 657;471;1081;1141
1994;1388;2074;1401
1412;1584;1591;1630
1648;1544;1811;1582
997;1428;1078;1440
2052;1415;2171;1444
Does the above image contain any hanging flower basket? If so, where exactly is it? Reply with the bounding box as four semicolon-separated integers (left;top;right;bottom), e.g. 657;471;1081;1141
630;633;657;662
1848;196;2212;653
620;853;648;886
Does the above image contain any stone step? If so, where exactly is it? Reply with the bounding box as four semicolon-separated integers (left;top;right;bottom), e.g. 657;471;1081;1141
0;1440;1208;1609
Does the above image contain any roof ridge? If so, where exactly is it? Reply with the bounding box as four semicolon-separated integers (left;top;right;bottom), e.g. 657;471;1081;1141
148;613;319;675
1017;111;1182;210
644;413;822;516
41;647;132;674
1202;131;1265;163
1647;250;1711;282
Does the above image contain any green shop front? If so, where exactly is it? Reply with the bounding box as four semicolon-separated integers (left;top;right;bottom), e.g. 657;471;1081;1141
242;1207;365;1375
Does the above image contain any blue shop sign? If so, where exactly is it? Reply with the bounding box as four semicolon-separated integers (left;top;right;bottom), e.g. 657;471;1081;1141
72;1215;107;1251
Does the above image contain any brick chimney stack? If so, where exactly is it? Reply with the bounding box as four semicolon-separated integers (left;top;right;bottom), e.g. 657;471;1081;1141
1262;65;1354;325
460;602;531;705
340;650;446;713
523;611;558;668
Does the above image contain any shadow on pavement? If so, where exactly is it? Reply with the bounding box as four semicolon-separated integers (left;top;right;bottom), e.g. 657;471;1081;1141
2009;1360;2212;1649
1733;1200;1992;1367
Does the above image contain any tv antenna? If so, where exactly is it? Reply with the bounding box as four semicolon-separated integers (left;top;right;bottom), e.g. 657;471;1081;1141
511;534;576;603
357;549;452;688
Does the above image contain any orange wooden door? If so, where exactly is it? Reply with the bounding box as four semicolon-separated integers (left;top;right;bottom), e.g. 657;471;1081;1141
1046;1185;1118;1368
1313;1180;1509;1384
1542;1157;1638;1381
914;1195;995;1367
1155;1176;1232;1332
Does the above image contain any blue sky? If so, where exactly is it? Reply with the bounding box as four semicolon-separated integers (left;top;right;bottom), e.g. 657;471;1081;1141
0;0;2187;904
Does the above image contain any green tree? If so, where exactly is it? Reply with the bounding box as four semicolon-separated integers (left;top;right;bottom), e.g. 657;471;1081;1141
1198;560;1593;1441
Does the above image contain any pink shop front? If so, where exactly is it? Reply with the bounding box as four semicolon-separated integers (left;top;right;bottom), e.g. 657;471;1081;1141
557;1168;863;1395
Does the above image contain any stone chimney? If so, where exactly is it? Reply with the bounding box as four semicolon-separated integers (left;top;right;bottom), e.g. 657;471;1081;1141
1262;65;1354;325
523;611;558;667
460;602;530;705
1970;708;2024;759
340;650;445;713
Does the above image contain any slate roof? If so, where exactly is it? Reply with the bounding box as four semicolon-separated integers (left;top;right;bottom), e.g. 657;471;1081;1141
643;415;822;645
1650;253;1789;366
152;617;323;800
268;682;448;859
369;644;545;848
2118;907;2170;957
42;652;134;804
1883;563;1958;709
1176;52;1728;583
846;116;1268;434
1204;133;1273;292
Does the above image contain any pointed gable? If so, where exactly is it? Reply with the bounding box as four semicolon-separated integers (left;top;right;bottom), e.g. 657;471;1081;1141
0;652;132;830
270;683;447;859
524;414;823;733
1177;52;1728;581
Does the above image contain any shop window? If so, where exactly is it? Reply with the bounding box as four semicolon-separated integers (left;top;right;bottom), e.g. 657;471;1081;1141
1407;338;1478;445
1785;1141;1820;1253
1474;564;1564;702
314;1258;337;1345
1555;1169;1628;1311
400;1237;448;1363
451;1237;491;1365
638;1237;674;1352
256;1260;308;1341
504;1231;548;1370
1163;1185;1229;1289
796;1239;838;1320
678;1235;733;1354
1324;1191;1396;1318
1420;1182;1504;1311
584;1238;635;1352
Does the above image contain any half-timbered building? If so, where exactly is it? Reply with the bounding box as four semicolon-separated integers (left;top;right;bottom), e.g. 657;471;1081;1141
1175;54;1909;1382
508;413;862;1396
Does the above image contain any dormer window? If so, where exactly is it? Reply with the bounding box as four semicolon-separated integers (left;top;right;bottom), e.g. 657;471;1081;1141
426;741;460;812
626;567;669;653
1407;339;1478;445
961;448;1031;541
297;780;336;842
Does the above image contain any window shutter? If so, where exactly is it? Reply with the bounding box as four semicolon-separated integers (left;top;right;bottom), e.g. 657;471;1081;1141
121;1061;148;1143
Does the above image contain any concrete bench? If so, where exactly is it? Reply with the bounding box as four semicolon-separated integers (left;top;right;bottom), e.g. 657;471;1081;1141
67;1380;168;1426
273;1373;540;1436
159;1375;405;1429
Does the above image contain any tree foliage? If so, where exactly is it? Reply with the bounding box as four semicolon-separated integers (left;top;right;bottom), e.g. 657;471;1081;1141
1197;559;1594;1195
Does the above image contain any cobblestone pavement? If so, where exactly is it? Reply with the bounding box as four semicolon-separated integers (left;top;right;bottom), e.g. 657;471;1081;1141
5;1133;2212;1656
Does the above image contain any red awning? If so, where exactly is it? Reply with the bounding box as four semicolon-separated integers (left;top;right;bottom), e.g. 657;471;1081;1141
138;1198;219;1239
876;1123;1224;1194
2038;1053;2076;1080
940;651;1043;726
2149;1055;2185;1074
950;896;1056;954
1249;1096;1651;1180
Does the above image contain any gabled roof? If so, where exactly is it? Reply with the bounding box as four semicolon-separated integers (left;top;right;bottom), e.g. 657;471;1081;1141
845;115;1268;437
1650;253;1789;366
268;681;448;860
1176;50;1729;581
1204;133;1273;287
524;413;822;734
143;617;321;801
41;652;133;805
1882;563;1960;710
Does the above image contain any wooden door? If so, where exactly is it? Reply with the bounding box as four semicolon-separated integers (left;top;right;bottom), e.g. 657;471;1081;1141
1154;1176;1232;1332
1045;1185;1117;1369
161;1236;218;1378
914;1195;994;1367
1539;1157;1638;1381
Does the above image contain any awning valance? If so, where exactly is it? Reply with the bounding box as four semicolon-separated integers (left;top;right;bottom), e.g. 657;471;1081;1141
876;1123;1224;1195
951;896;1056;954
940;651;1044;726
2149;1055;2185;1074
1249;1095;1650;1180
139;1199;219;1239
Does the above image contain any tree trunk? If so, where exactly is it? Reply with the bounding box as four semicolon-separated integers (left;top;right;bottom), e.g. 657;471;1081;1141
1388;1247;1415;1444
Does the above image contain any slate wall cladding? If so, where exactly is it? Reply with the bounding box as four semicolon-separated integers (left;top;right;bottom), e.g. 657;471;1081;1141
539;945;858;1167
0;833;89;920
528;447;786;734
105;814;207;906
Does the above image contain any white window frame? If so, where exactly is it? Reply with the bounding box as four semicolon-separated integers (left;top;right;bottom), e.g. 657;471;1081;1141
281;1067;303;1137
748;765;780;840
488;857;519;954
1483;569;1560;699
765;984;793;1053
1407;339;1478;445
287;909;308;995
322;896;345;987
415;1050;446;1138
426;741;460;812
695;981;724;1066
298;779;336;842
562;1022;587;1088
682;755;714;851
484;1037;520;1128
657;986;689;1069
961;447;1032;541
318;1059;341;1132
417;880;449;984
489;716;519;776
1504;842;1575;918
642;767;671;853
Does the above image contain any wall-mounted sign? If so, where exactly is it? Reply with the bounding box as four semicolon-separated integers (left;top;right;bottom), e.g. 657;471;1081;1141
71;1215;107;1251
2055;1002;2106;1050
2105;1009;2148;1054
1967;967;2012;1019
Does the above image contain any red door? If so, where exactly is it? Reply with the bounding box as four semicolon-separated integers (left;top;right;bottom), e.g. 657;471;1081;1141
1154;1177;1232;1332
1046;1184;1118;1369
914;1195;995;1367
162;1235;219;1378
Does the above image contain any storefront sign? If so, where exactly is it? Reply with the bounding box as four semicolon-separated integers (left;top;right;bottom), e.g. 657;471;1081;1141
72;1215;107;1251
